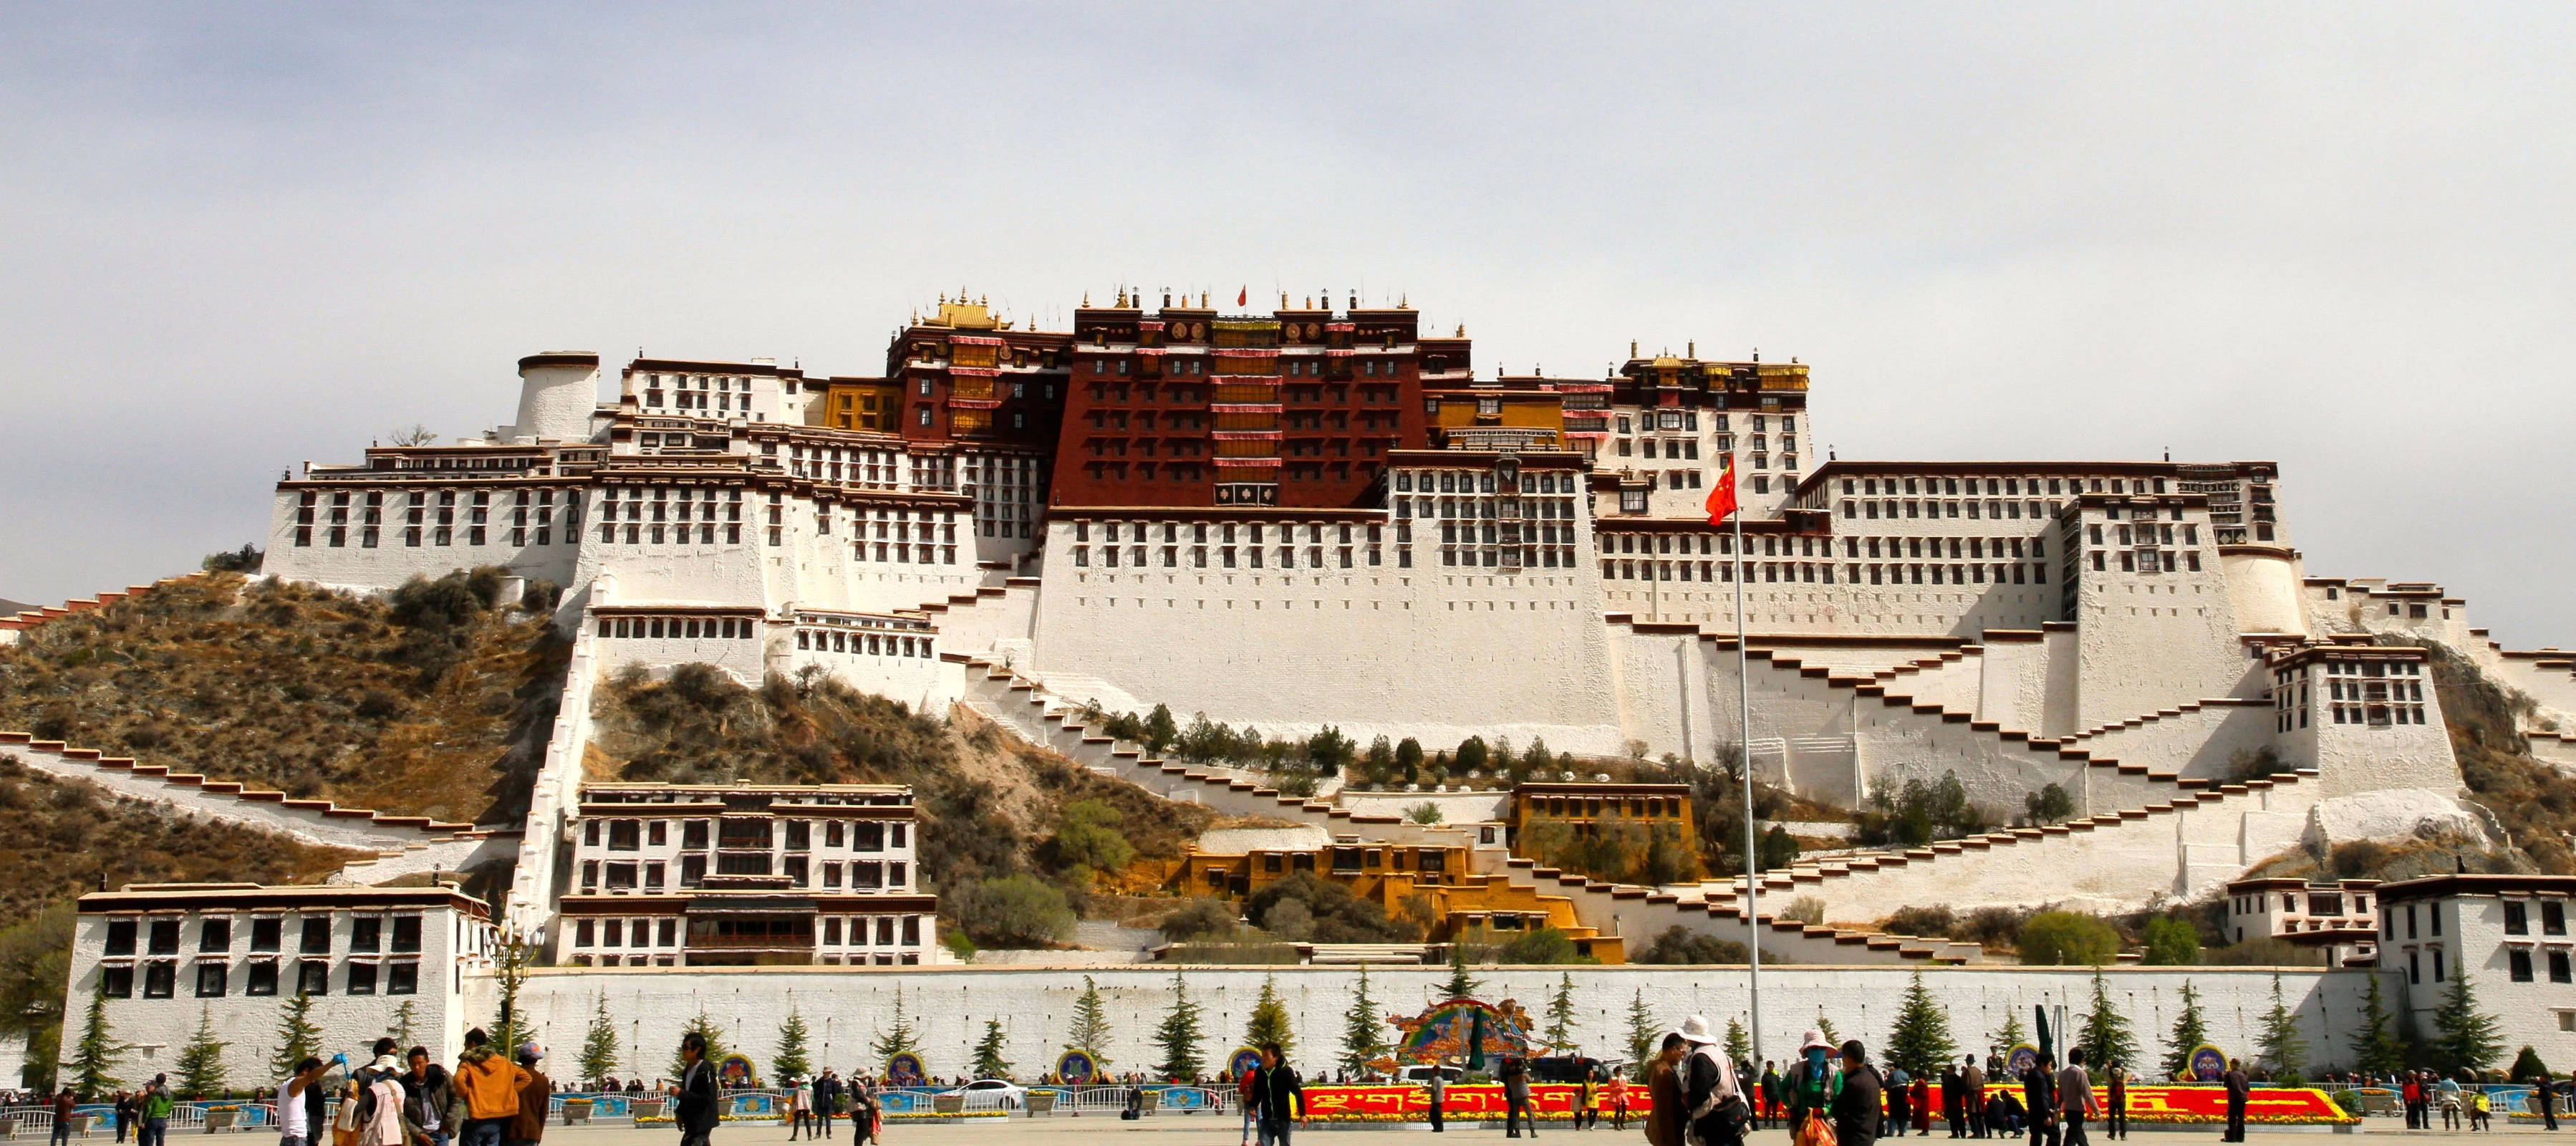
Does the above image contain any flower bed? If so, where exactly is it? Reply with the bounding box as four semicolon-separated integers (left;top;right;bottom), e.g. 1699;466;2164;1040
1293;1084;2355;1127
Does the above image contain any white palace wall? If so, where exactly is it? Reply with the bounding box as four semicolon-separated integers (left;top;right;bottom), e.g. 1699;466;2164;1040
494;963;2389;1083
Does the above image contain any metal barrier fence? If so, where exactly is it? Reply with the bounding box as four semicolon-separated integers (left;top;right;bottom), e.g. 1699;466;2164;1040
0;1104;279;1137
2315;1084;2572;1119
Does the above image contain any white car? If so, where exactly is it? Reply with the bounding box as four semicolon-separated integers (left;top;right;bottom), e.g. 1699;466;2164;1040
945;1079;1026;1109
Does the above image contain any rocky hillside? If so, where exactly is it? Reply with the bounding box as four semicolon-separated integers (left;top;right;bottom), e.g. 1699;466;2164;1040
0;570;569;826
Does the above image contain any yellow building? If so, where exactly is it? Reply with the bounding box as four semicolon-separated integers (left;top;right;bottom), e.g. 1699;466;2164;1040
1424;385;1565;451
811;377;902;433
1506;781;1695;849
1171;839;1626;962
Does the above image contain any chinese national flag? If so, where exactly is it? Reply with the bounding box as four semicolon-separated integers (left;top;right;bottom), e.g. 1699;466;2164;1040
1237;286;1248;307
1705;456;1739;524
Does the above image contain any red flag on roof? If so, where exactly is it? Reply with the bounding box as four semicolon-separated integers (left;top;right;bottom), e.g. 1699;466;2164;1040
1705;455;1739;524
1237;286;1248;307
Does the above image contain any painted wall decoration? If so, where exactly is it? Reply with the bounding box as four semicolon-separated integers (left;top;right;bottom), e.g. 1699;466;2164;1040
1389;996;1543;1064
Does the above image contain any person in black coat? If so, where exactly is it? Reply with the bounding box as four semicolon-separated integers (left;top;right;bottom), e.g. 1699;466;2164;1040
675;1034;720;1146
2021;1059;2058;1146
1249;1044;1306;1146
1834;1041;1885;1146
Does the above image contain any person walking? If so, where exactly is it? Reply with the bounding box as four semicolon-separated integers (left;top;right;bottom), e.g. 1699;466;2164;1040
1646;1036;1689;1146
49;1085;77;1146
812;1071;838;1142
505;1045;549;1146
1606;1072;1629;1132
113;1089;135;1145
2439;1074;2462;1131
1759;1062;1782;1131
2219;1061;2249;1145
2056;1050;2100;1146
454;1030;528;1146
1886;1064;1912;1140
2100;1061;2126;1142
1785;1030;1843;1138
1502;1056;1535;1140
1248;1044;1306;1146
403;1046;455;1146
137;1075;173;1146
2020;1058;2057;1146
675;1033;719;1146
1834;1042;1884;1146
1944;1064;1967;1139
1424;1069;1447;1135
1964;1056;1988;1139
1912;1071;1933;1137
783;1079;806;1141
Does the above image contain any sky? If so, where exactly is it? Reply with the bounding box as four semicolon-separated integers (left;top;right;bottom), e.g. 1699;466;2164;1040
2;5;2572;640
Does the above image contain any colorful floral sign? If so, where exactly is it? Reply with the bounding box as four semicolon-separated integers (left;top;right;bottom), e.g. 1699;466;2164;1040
1388;996;1543;1064
1298;1084;2354;1126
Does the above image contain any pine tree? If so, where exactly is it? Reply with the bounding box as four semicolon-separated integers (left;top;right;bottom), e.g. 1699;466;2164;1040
173;1006;228;1097
869;987;920;1063
579;993;622;1086
387;1000;419;1050
2160;981;2209;1081
1338;964;1391;1076
66;987;126;1099
267;993;321;1081
1991;1011;2030;1057
1544;973;1580;1053
971;1019;1013;1080
2348;973;2406;1077
2078;971;2138;1071
1724;1019;1751;1065
1815;1010;1840;1045
1153;970;1205;1082
670;1012;731;1082
1441;942;1480;1001
1066;976;1113;1066
1886;971;1958;1075
2253;975;2308;1084
1624;991;1660;1083
1246;975;1295;1059
2430;972;2504;1074
775;1006;813;1083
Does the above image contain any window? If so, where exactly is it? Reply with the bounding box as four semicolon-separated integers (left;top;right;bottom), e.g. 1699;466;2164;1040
195;963;227;998
300;916;331;954
200;918;231;952
347;962;377;995
351;917;382;953
2509;948;2534;983
2507;901;2529;935
244;961;278;996
2550;950;2572;984
142;960;176;998
100;965;134;998
105;919;137;956
2545;901;2567;935
296;960;330;996
391;916;423;953
148;919;180;955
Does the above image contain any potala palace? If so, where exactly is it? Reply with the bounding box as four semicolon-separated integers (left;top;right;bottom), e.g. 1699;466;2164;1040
11;291;2572;1080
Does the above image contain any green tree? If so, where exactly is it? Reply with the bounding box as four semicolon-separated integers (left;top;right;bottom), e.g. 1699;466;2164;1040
2160;981;2209;1081
1364;736;1396;784
0;903;73;1092
173;1005;228;1097
952;874;1077;947
1760;824;1800;872
1455;736;1490;773
1396;738;1424;785
870;987;920;1063
1886;971;1958;1075
2078;971;2138;1072
66;987;126;1098
2254;975;2308;1084
971;1019;1013;1080
1724;1018;1751;1065
1991;1011;2030;1056
267;992;321;1081
1338;964;1391;1076
1544;973;1580;1053
1624;991;1659;1083
670;1011;731;1082
1066;976;1113;1066
1815;1011;1840;1045
1441;940;1480;1000
2023;784;2075;825
1153;970;1205;1082
2142;918;2201;966
2429;973;2504;1074
1246;975;1295;1059
2510;1046;2552;1083
2017;911;2120;966
1051;800;1136;880
579;993;622;1085
1144;704;1179;753
2348;973;2406;1077
775;1006;814;1082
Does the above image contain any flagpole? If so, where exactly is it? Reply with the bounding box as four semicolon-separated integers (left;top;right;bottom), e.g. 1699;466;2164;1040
1734;491;1760;1071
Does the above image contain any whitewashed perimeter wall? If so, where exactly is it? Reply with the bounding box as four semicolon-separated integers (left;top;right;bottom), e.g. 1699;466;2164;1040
494;964;2387;1083
1601;582;2061;640
1029;553;1625;756
264;488;583;597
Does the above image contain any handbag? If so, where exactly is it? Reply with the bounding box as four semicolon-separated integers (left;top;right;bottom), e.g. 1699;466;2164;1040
1794;1112;1840;1146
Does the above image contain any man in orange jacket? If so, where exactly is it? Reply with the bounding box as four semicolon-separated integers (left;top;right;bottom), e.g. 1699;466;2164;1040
453;1029;532;1146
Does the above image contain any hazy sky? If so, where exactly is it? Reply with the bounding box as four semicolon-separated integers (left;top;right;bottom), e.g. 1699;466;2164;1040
4;6;2572;640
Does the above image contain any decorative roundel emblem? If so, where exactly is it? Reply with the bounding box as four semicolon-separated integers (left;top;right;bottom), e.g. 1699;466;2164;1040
1229;1046;1265;1078
1056;1050;1101;1084
2186;1045;2227;1082
2006;1044;2039;1077
1305;324;1322;339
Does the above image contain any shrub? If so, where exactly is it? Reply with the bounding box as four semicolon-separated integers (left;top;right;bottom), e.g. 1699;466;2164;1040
1855;771;1987;847
2022;784;2073;826
950;874;1074;948
2017;911;2120;965
1496;927;1593;965
1631;925;1750;965
2141;916;2201;965
1883;905;1955;938
201;544;263;573
1243;872;1418;943
1777;896;1825;925
1954;907;2029;949
1048;799;1135;878
1406;802;1445;825
1159;897;1241;943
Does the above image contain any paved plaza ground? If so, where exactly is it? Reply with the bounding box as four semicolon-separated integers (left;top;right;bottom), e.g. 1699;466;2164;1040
526;1121;2567;1146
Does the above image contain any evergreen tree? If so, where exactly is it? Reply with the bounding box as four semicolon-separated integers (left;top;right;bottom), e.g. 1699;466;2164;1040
1991;1011;2029;1057
774;1006;813;1083
2348;973;2406;1076
869;988;920;1063
1815;1010;1839;1045
2429;973;2504;1074
670;1012;731;1082
1624;991;1659;1083
2253;975;2308;1084
1441;941;1480;1000
1246;975;1295;1059
173;1005;228;1097
2160;981;2209;1081
1544;973;1580;1053
1153;970;1205;1082
385;1001;418;1050
1886;971;1958;1075
267;993;321;1082
1066;976;1113;1066
971;1019;1013;1080
66;987;126;1099
2078;971;2138;1072
579;993;622;1086
1724;1018;1751;1066
1338;964;1391;1076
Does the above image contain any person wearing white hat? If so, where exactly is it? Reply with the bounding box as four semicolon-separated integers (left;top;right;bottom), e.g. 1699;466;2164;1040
1677;1016;1749;1146
1784;1029;1844;1137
